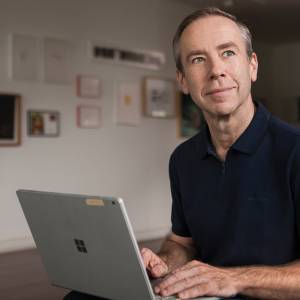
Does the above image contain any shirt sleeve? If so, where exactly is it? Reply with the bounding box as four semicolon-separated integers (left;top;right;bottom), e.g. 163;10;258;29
169;151;191;237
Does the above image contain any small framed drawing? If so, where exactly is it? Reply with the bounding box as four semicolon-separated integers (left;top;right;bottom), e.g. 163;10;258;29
0;93;21;146
143;77;176;118
43;38;73;84
76;75;101;99
115;81;141;126
27;110;60;137
178;93;205;138
77;105;101;128
10;34;39;81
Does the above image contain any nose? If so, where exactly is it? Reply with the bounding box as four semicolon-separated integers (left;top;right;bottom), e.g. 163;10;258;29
208;56;226;80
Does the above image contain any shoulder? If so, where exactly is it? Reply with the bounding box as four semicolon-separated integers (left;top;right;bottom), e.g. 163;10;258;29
265;115;300;165
268;115;300;144
170;132;202;163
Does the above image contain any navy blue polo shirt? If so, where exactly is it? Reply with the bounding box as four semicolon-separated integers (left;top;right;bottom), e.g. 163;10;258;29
170;102;300;267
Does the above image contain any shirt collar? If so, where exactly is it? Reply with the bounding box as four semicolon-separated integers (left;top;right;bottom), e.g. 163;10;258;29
197;101;271;159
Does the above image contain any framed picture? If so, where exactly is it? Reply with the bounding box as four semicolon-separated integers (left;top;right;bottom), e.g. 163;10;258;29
43;38;73;84
0;93;21;146
76;75;101;99
114;81;141;126
177;93;205;138
143;77;176;118
89;41;166;70
27;110;60;137
10;34;39;81
77;105;101;128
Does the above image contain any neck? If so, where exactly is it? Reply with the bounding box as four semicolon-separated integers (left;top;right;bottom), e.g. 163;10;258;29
204;99;255;161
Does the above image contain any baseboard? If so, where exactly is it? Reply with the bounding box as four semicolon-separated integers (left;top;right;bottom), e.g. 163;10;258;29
0;226;170;254
0;237;36;254
135;226;170;241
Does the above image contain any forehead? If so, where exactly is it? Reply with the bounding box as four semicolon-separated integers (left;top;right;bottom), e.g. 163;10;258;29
180;15;246;53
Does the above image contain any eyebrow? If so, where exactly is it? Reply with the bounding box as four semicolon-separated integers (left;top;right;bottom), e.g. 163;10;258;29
217;41;239;51
185;41;239;62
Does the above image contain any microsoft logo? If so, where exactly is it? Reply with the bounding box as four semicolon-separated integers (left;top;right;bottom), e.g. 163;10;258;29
74;239;88;253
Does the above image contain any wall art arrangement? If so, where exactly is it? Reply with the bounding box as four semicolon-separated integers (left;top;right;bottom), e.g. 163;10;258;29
27;110;60;137
0;93;21;146
177;93;204;138
114;82;141;126
7;33;190;139
143;77;177;118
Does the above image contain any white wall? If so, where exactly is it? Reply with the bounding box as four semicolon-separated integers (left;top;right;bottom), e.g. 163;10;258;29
0;0;194;252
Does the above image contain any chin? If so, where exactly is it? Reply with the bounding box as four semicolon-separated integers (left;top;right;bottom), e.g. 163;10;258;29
209;102;238;117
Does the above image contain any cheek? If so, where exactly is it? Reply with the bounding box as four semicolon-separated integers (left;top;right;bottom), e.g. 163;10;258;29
231;62;252;87
185;70;206;92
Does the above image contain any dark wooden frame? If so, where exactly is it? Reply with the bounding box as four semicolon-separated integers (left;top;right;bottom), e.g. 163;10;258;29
0;93;21;146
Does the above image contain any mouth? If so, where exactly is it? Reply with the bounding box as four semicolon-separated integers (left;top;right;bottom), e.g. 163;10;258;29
205;87;236;96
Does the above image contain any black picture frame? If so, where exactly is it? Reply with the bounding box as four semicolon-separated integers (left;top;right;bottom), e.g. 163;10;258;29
0;93;21;146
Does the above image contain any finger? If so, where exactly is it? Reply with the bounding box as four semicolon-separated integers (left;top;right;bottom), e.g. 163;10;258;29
158;264;201;291
178;282;211;299
159;275;209;297
141;248;168;278
140;248;152;267
150;263;168;278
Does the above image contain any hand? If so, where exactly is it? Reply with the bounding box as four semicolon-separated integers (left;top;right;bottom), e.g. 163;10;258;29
140;248;169;278
154;260;238;299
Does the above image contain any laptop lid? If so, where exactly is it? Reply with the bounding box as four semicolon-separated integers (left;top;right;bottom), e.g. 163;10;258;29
17;189;155;300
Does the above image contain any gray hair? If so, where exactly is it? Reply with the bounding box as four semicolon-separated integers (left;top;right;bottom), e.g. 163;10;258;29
173;7;253;73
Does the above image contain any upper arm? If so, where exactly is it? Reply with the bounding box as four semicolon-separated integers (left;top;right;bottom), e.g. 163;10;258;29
169;152;191;237
168;232;195;250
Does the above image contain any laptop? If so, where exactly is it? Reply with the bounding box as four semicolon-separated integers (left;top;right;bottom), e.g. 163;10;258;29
17;190;220;300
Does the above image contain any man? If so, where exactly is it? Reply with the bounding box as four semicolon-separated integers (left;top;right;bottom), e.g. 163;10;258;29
142;7;300;300
65;7;300;300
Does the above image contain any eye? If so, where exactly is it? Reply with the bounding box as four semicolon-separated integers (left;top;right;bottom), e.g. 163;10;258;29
191;56;205;64
223;50;235;57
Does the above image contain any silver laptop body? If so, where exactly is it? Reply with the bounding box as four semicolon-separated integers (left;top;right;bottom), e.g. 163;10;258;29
17;190;220;300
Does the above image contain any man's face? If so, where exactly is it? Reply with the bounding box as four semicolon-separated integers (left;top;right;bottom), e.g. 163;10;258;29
177;16;258;118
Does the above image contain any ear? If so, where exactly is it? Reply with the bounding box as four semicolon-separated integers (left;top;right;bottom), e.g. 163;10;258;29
249;52;258;82
176;70;189;94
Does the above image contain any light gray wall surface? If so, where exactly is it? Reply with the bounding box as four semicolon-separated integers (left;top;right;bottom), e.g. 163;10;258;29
0;0;194;252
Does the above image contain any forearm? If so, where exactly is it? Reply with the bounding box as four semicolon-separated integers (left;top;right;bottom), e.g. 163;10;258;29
231;260;300;300
157;237;196;273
